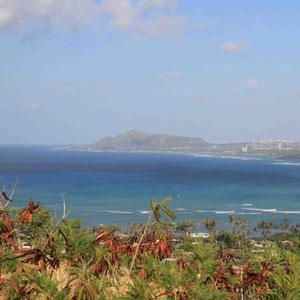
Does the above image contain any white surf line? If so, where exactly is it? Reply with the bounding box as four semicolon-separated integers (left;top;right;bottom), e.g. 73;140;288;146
241;208;277;212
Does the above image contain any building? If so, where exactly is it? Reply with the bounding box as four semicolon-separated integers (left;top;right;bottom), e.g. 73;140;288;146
191;233;210;238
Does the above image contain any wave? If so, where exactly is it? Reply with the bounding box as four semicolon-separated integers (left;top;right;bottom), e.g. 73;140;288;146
273;210;300;214
240;203;253;207
192;154;216;158
219;155;263;161
103;210;133;214
242;208;277;212
140;211;151;214
235;212;261;215
220;156;247;161
191;153;266;162
273;162;300;166
196;210;235;214
85;209;134;214
176;208;186;211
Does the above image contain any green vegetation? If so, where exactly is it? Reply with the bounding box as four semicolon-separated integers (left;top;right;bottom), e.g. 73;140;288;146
62;130;300;159
1;195;300;299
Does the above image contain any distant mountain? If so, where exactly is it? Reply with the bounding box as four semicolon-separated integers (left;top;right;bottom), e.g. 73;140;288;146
64;130;208;152
61;130;300;158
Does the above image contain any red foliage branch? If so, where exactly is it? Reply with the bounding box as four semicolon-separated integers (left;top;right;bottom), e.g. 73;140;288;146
19;199;42;225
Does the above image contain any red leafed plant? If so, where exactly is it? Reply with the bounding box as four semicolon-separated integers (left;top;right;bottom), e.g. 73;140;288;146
176;258;188;272
1;230;59;274
92;228;123;275
145;229;174;261
157;281;193;300
92;228;117;245
19;198;42;225
157;291;191;299
12;245;60;272
214;260;232;293
214;259;275;299
217;249;235;264
0;210;14;235
0;278;33;299
137;267;146;278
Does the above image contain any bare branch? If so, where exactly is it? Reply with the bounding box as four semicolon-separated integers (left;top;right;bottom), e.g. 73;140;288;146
65;197;72;219
4;169;19;209
129;212;153;276
0;191;12;202
41;194;72;252
60;193;72;219
61;192;66;219
1;187;10;210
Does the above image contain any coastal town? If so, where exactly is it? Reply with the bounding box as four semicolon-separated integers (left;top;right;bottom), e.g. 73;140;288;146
62;130;300;158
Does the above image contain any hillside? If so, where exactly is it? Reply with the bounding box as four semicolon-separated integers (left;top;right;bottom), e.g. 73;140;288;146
65;130;209;152
1;197;299;299
61;130;300;157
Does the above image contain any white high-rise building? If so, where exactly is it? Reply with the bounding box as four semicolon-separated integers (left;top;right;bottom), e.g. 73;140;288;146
242;146;248;153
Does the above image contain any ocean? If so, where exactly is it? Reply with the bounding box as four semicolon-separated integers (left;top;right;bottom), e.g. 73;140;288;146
0;145;300;231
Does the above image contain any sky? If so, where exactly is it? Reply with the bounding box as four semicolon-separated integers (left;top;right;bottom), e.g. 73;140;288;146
0;0;300;144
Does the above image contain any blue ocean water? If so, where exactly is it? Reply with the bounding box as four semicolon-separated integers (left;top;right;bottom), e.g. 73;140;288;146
0;145;300;230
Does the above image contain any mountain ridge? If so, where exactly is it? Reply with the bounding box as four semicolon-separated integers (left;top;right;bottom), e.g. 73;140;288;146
89;130;208;151
61;130;300;158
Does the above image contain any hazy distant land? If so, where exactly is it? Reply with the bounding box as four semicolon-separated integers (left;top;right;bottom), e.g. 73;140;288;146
61;130;300;158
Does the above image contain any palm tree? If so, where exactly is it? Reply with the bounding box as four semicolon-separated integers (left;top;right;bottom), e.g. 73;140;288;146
280;219;289;237
203;218;218;241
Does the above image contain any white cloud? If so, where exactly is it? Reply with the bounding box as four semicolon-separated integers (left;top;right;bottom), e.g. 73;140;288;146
0;0;98;32
58;79;74;87
245;78;259;92
138;0;176;12
228;89;240;96
221;41;247;53
19;103;41;111
99;0;135;31
88;79;103;90
134;15;185;40
152;71;184;84
273;90;300;101
188;94;206;102
98;0;184;39
0;0;185;40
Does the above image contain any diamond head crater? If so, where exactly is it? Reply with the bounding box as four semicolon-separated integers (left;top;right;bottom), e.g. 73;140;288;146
62;130;300;158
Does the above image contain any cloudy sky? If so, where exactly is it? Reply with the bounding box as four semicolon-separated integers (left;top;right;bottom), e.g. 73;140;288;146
1;0;300;144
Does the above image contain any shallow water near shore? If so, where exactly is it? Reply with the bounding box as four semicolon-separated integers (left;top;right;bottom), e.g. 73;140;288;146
1;145;300;230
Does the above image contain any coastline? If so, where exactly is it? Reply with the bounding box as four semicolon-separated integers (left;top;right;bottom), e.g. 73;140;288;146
58;146;300;160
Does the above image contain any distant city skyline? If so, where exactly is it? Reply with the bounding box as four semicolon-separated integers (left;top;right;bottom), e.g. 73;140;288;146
1;0;300;144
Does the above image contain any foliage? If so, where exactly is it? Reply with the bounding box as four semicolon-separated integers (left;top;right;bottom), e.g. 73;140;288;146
0;196;299;299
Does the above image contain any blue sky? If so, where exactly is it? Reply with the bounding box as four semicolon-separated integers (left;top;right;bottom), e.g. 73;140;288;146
0;0;300;144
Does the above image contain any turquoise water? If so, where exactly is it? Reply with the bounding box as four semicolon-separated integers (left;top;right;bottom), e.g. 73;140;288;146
0;145;300;230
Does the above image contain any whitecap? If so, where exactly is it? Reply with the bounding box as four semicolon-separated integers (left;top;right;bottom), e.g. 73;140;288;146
192;154;216;158
103;210;133;214
235;212;261;215
240;203;253;207
176;208;186;211
273;210;300;214
191;153;263;161
215;211;235;214
273;162;300;166
242;208;277;212
140;211;151;214
219;156;262;161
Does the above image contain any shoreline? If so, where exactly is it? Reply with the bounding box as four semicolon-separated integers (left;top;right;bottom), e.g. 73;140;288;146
58;147;300;160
